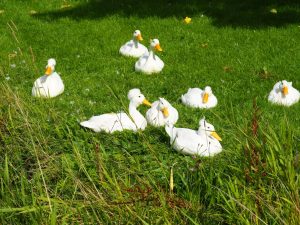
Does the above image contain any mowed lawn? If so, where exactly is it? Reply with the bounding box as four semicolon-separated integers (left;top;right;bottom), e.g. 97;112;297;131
1;0;300;224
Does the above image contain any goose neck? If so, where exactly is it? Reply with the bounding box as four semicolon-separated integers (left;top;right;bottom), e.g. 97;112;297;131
197;128;208;137
148;49;156;59
133;38;139;48
129;102;145;127
129;102;142;117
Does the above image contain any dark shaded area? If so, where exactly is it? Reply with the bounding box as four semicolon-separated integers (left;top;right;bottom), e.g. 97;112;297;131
34;0;300;28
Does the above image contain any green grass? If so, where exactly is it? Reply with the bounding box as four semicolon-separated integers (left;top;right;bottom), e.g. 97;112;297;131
1;0;300;224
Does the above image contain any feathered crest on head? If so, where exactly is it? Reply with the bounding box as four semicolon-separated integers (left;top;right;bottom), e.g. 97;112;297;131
277;80;293;91
158;97;171;108
47;58;56;67
128;88;141;100
199;117;206;127
204;86;212;91
281;80;292;87
159;97;166;102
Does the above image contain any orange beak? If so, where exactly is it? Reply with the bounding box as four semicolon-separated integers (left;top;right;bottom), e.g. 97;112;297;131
161;107;169;118
202;93;209;104
136;34;143;41
142;99;152;107
155;44;163;52
282;86;288;96
45;66;52;75
211;131;222;141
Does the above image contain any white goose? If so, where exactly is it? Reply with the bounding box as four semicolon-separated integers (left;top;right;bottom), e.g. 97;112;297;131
80;89;151;133
135;39;164;74
181;86;217;109
32;58;64;98
119;30;148;58
165;118;222;157
146;98;178;127
268;80;300;106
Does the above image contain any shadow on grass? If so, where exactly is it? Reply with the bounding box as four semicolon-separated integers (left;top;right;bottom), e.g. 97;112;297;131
34;0;300;28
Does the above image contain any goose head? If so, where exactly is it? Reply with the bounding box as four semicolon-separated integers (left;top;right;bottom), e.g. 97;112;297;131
202;86;213;104
198;118;222;141
133;30;143;41
157;98;171;118
150;39;162;52
127;88;152;108
45;58;56;76
276;80;291;96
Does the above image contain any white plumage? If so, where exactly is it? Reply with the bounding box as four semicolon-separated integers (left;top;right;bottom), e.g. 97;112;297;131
181;86;217;109
268;80;300;106
80;89;152;133
146;98;178;127
135;39;164;74
32;58;64;98
119;30;148;58
165;118;222;157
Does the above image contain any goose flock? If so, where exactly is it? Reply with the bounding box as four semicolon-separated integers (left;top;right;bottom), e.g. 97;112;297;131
31;29;300;157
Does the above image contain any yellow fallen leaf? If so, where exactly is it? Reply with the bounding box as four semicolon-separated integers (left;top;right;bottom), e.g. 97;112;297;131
61;4;72;9
201;43;208;48
270;8;277;14
223;66;232;72
29;10;37;15
184;16;191;24
0;10;5;14
8;53;17;59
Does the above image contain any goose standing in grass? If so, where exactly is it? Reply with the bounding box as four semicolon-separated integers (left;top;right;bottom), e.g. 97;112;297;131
181;86;217;109
119;30;148;58
146;98;178;127
135;39;164;74
165;118;222;157
32;58;64;98
80;89;152;133
268;80;300;106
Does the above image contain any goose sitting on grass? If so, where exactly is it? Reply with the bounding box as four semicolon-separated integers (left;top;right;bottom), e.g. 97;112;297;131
135;39;164;74
181;86;217;109
32;58;64;98
268;80;300;106
146;98;178;127
119;30;148;58
80;89;152;133
165;118;222;157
